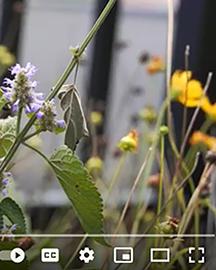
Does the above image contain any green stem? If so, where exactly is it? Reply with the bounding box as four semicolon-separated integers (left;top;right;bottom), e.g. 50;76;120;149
0;0;117;174
23;129;43;141
64;236;87;270
16;106;23;136
22;142;52;166
157;134;164;216
105;153;127;204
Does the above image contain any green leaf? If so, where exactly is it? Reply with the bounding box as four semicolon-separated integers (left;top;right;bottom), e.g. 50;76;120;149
58;85;89;150
50;145;104;235
0;242;29;270
0;88;7;112
0;198;27;234
0;116;17;158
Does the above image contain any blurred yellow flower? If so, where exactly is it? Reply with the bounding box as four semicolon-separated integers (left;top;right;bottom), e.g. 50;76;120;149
118;129;138;152
139;106;157;124
0;45;15;67
190;131;216;150
86;156;103;174
146;56;165;74
171;70;205;107
201;100;216;120
90;111;103;126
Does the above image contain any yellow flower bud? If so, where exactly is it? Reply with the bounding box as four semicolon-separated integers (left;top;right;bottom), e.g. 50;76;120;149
118;129;138;152
146;56;165;74
160;125;169;135
86;156;103;175
90;111;103;126
139;106;157;124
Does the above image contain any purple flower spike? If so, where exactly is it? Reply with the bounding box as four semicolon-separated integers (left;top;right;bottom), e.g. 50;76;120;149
2;62;44;116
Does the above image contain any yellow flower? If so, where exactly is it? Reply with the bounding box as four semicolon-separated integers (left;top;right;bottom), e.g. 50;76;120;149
86;156;103;174
171;70;205;107
90;111;103;126
201;100;216;120
146;56;165;74
0;45;15;67
118;129;138;152
190;131;216;150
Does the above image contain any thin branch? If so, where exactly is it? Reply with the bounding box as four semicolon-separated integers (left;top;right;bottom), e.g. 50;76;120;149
114;147;152;234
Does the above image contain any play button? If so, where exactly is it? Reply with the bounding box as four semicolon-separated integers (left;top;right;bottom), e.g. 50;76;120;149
10;248;25;263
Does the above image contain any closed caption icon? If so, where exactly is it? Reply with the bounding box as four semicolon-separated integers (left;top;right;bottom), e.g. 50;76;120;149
41;248;59;263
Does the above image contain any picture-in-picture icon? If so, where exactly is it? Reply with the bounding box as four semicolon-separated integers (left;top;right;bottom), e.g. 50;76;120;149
114;247;134;264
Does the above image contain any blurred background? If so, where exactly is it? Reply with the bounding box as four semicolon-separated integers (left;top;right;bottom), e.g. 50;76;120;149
1;0;216;225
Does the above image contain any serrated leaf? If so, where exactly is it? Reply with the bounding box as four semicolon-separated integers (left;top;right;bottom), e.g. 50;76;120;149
0;116;17;158
58;84;89;150
50;145;104;235
0;242;29;270
0;198;27;234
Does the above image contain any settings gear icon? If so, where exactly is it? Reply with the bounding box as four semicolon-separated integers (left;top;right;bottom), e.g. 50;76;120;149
79;247;95;264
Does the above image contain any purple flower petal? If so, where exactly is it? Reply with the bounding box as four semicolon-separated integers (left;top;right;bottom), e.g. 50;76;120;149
2;178;9;186
36;111;44;119
10;224;17;232
56;119;65;129
11;100;19;112
11;63;21;75
2;188;8;197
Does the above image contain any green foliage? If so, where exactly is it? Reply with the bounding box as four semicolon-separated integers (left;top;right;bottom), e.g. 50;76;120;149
0;198;27;234
50;145;104;235
0;88;7;112
58;84;89;150
0;116;17;158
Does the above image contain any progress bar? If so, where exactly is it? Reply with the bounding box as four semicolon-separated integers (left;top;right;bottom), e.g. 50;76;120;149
0;234;215;238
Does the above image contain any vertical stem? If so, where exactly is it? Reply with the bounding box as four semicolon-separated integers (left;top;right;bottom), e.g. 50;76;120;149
16;106;23;136
114;148;152;234
181;45;190;144
105;153;127;204
166;0;174;131
157;134;165;216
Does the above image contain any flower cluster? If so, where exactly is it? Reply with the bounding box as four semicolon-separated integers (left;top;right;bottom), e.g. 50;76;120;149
118;129;138;153
35;100;65;133
1;171;13;197
2;62;44;113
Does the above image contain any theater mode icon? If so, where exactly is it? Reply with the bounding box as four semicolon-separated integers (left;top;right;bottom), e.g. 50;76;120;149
114;247;134;264
150;248;170;263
